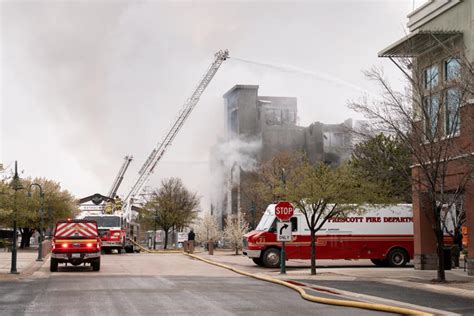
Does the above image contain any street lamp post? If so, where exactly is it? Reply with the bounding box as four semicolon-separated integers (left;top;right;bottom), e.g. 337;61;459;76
153;209;158;250
10;161;23;274
28;183;44;262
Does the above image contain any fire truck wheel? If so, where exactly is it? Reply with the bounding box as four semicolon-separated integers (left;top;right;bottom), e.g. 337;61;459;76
262;248;280;268
252;257;265;266
92;258;101;271
387;248;408;267
50;258;58;272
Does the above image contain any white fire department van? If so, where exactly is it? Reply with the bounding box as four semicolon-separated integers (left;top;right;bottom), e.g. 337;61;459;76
244;204;415;268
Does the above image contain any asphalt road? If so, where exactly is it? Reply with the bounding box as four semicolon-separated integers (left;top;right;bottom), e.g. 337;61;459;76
0;253;390;316
303;280;474;315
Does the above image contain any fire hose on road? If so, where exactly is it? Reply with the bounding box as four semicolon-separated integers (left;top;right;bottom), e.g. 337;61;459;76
183;253;433;316
127;238;183;254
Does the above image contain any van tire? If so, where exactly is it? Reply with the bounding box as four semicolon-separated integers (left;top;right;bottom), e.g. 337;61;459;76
50;258;58;272
252;257;264;266
387;248;408;267
92;258;101;271
262;248;280;268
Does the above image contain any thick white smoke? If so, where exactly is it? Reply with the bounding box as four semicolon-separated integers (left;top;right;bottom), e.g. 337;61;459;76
209;136;262;223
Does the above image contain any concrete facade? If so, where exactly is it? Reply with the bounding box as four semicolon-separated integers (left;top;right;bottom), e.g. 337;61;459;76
380;0;474;274
211;85;352;228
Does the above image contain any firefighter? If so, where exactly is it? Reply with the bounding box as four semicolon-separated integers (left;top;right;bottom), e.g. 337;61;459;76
187;229;195;254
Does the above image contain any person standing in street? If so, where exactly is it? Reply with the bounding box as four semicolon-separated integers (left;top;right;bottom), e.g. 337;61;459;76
187;229;195;254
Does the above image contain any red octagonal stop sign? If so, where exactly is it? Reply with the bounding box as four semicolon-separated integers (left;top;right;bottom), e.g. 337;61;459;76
275;201;294;221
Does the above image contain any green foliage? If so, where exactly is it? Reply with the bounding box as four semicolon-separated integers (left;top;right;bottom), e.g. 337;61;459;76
240;151;306;224
350;133;411;203
142;178;199;248
278;156;389;275
0;177;78;231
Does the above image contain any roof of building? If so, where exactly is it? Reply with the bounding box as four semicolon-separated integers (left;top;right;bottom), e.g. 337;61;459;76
223;85;259;98
378;29;462;58
407;0;462;32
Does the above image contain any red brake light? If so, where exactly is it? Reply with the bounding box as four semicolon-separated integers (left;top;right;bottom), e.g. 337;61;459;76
86;243;93;248
62;243;69;248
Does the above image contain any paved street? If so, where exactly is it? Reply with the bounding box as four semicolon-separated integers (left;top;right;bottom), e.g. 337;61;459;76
0;253;388;316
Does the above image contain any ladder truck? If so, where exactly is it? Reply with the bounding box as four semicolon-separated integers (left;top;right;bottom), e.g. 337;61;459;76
122;49;229;251
108;155;133;199
80;156;134;254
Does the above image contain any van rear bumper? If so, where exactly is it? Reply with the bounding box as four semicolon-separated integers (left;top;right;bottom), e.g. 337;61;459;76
243;249;261;258
52;252;100;260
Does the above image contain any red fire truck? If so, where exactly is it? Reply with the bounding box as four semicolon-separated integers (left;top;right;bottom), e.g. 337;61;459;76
244;204;415;268
82;214;127;254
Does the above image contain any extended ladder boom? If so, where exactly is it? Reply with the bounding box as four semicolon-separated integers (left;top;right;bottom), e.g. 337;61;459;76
124;49;229;206
108;155;133;198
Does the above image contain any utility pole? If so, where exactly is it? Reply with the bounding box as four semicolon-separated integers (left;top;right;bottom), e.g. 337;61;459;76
10;161;23;274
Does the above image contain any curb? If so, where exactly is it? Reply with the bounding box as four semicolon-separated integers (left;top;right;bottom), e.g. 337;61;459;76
128;239;184;254
184;253;432;316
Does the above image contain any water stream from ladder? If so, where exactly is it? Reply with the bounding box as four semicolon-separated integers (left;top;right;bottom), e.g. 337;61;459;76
230;56;375;96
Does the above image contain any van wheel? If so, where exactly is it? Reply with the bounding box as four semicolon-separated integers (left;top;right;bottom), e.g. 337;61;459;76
50;258;58;272
92;258;101;271
252;257;264;266
387;248;408;267
370;259;387;267
262;248;280;268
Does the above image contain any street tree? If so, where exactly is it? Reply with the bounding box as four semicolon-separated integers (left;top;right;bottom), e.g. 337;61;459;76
282;161;384;275
224;213;249;255
348;49;474;282
0;177;78;248
239;151;305;228
350;133;412;203
143;178;199;249
194;213;221;246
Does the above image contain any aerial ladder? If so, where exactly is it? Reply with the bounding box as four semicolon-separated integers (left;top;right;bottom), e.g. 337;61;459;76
122;49;229;230
108;155;133;199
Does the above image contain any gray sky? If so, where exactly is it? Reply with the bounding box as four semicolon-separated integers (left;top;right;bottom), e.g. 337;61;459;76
1;0;425;209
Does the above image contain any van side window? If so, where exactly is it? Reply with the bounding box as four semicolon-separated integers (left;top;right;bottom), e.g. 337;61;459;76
291;217;298;232
269;218;277;233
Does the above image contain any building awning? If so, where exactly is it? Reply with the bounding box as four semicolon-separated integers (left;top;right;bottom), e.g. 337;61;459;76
378;30;462;58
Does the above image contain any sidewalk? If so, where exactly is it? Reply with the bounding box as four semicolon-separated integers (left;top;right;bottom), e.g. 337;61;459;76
197;249;474;299
0;248;46;279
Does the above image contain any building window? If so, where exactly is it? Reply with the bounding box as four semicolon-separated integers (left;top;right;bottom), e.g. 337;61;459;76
424;94;440;137
445;88;461;135
290;217;298;232
424;65;439;89
445;58;461;81
422;57;463;138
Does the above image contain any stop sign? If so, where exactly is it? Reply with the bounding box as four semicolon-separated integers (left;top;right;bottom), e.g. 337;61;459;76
275;201;294;221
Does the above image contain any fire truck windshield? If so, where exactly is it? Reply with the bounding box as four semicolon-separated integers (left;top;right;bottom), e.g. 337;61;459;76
83;216;121;228
255;213;275;231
